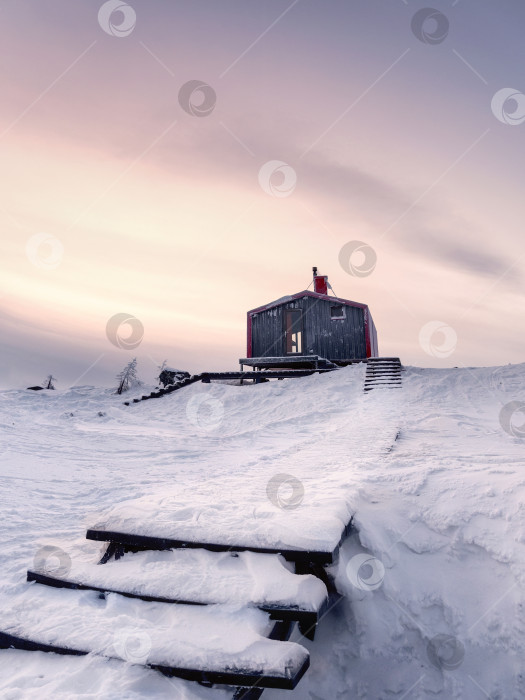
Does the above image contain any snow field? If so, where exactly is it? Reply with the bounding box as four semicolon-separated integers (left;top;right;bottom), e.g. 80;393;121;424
0;362;524;698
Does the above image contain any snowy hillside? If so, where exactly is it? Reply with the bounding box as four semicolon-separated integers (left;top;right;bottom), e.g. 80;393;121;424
0;362;524;699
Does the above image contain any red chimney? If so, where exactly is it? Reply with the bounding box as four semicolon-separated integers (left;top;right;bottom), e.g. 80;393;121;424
312;266;328;295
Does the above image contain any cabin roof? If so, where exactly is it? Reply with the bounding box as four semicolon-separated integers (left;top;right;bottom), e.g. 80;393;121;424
247;290;369;316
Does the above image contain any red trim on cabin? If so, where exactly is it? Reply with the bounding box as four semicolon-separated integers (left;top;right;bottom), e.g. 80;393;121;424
364;307;371;358
247;312;253;358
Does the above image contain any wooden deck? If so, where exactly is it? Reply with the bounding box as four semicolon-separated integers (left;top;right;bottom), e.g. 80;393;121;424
239;356;339;371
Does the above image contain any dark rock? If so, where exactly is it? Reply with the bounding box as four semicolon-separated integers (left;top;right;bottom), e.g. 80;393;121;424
159;368;190;388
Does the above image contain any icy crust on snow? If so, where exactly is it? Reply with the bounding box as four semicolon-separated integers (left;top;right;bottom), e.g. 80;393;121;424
31;546;328;611
2;586;308;678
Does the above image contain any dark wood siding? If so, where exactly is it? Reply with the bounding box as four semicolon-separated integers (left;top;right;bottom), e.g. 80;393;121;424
251;296;367;360
251;303;285;357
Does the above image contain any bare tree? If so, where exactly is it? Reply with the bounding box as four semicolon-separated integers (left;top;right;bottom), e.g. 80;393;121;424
156;360;168;385
116;358;141;395
43;375;56;390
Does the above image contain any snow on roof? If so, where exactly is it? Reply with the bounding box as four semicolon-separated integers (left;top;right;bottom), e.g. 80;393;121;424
248;289;368;314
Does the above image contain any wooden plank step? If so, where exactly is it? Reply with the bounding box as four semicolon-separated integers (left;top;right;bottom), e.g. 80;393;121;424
27;548;328;629
365;387;402;390
365;384;402;388
124;374;204;405
366;364;402;368
366;367;402;371
85;500;353;567
85;526;349;565
365;375;402;379
367;361;401;365
364;385;402;391
0;587;309;690
365;380;402;384
365;371;402;376
365;357;403;392
367;359;401;363
365;381;402;385
366;365;401;368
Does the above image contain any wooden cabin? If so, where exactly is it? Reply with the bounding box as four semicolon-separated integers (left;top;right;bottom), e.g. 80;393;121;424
240;268;378;370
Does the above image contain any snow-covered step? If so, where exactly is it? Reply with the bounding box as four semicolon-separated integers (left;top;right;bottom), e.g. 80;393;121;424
364;385;402;392
365;381;402;385
365;372;401;377
0;586;309;690
27;548;328;632
366;366;401;370
364;357;403;392
124;374;204;405
86;498;353;566
365;366;402;372
86;526;349;566
365;381;402;386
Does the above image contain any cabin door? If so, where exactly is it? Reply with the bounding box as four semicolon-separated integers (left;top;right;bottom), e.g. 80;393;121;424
285;309;303;355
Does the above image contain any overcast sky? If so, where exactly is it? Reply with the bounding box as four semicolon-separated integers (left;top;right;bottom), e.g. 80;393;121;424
1;0;524;388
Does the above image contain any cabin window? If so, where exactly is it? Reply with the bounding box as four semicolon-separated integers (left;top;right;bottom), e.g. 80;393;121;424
330;305;345;320
285;309;303;354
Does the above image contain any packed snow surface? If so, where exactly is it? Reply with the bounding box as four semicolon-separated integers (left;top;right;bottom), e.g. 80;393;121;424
1;362;525;698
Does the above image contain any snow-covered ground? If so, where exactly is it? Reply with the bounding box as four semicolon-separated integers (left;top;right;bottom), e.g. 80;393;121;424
0;362;524;699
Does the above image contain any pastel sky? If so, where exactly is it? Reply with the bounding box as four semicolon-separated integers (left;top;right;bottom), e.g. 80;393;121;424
1;0;524;388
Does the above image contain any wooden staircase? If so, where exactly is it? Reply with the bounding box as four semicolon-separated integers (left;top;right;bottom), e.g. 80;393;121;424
364;357;403;392
124;369;337;406
123;373;204;405
1;512;353;696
